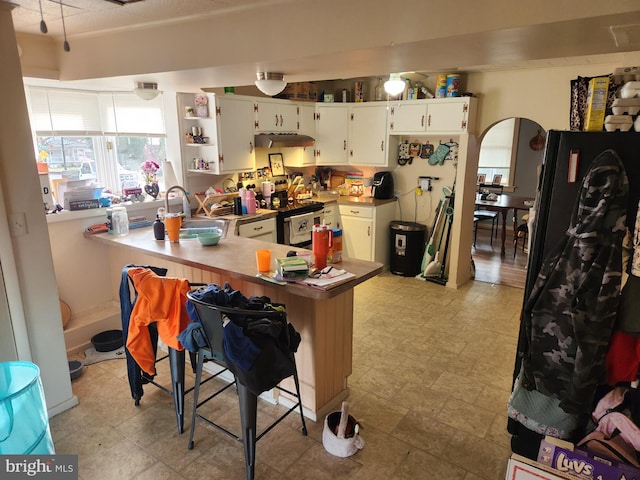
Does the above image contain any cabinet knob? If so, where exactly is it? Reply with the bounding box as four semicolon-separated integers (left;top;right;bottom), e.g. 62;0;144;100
380;140;384;151
367;226;371;236
421;115;425;127
343;140;347;150
249;141;254;153
279;114;283;126
389;122;394;130
275;114;279;126
427;115;431;127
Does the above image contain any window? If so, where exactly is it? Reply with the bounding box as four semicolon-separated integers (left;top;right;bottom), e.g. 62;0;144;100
27;87;166;196
478;118;518;186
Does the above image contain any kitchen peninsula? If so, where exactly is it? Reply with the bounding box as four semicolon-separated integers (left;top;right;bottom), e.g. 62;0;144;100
86;227;383;420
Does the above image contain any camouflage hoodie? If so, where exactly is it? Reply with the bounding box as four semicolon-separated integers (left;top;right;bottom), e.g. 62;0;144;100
521;149;628;415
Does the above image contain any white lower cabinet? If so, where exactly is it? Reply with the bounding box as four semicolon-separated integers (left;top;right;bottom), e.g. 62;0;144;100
338;201;396;266
236;217;277;243
321;202;340;229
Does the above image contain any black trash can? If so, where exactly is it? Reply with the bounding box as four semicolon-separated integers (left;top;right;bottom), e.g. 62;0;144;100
389;221;426;276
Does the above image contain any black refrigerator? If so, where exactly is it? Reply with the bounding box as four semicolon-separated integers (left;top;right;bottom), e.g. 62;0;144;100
509;130;640;458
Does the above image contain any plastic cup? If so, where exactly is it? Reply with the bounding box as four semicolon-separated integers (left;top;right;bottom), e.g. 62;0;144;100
165;214;182;243
256;249;271;273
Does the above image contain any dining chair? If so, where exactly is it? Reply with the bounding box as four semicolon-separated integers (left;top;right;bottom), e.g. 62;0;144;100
474;184;503;245
513;223;529;256
185;290;307;480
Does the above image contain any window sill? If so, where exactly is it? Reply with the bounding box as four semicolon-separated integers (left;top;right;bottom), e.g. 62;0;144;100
45;198;172;224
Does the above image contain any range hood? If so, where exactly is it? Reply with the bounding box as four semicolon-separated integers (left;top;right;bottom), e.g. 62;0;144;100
254;133;315;148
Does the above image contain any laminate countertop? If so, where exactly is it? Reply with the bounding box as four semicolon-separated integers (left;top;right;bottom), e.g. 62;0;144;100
85;226;383;300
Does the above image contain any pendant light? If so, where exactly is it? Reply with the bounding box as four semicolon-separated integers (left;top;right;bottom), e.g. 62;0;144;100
59;0;70;52
384;73;405;96
255;72;287;96
38;0;48;33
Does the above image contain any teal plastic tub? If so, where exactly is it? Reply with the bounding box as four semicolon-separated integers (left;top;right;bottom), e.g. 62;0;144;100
0;361;55;454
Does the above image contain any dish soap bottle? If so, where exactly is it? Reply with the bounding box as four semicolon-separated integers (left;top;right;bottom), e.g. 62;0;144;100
153;214;165;240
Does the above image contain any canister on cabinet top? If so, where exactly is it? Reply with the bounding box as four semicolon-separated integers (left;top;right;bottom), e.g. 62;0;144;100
435;74;448;98
446;74;460;97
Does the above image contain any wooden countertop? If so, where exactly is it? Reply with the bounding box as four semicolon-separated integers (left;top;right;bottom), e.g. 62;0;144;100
85;227;383;300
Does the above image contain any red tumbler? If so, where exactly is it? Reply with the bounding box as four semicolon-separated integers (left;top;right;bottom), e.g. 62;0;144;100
312;224;333;270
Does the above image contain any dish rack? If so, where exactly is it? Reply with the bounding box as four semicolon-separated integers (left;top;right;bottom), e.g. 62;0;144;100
194;192;236;217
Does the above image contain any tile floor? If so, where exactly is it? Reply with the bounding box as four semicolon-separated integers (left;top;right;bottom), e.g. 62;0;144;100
51;273;524;479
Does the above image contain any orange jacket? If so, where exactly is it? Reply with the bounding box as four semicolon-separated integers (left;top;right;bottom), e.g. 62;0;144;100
126;267;191;375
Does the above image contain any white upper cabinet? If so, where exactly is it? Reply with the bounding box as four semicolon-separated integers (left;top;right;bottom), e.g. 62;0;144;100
388;97;477;135
284;103;316;167
388;102;428;133
316;103;390;167
315;104;349;166
214;95;256;172
254;99;299;132
348;103;389;166
425;98;477;134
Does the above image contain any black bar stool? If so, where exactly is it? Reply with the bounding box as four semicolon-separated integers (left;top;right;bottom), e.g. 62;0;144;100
186;291;307;480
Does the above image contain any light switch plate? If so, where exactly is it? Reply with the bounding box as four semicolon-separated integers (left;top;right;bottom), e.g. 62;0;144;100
9;212;27;237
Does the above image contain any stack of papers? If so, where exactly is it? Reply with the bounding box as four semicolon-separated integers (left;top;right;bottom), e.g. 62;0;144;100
302;269;356;289
276;257;309;279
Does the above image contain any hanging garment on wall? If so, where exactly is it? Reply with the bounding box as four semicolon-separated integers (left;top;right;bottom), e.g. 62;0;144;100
605;201;640;385
616;201;640;333
508;370;583;440
521;149;628;415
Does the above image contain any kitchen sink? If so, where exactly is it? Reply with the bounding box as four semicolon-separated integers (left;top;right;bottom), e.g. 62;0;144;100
181;217;230;237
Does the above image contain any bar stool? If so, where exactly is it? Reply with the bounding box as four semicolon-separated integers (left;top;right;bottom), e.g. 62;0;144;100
120;264;205;434
186;291;307;480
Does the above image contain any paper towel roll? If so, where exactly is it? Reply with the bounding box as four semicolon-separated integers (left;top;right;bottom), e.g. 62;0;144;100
162;160;179;191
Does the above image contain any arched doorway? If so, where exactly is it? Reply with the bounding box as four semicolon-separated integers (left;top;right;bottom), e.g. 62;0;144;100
472;117;546;288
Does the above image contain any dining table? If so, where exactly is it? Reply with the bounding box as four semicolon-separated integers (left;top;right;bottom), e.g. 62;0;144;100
475;194;535;255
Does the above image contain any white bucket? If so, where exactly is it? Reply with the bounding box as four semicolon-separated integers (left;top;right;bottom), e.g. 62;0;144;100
322;410;364;458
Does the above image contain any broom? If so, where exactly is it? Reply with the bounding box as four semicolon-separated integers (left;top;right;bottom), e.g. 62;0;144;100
419;198;444;273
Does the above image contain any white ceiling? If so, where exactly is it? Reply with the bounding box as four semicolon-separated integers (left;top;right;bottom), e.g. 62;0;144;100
8;0;640;92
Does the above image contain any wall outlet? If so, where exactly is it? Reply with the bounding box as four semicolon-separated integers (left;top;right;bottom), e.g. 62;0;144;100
418;176;440;192
394;190;401;198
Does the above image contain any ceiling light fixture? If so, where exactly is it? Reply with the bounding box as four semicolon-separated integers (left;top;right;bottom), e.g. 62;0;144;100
133;82;160;100
384;73;405;96
38;0;48;33
59;1;70;52
255;72;286;96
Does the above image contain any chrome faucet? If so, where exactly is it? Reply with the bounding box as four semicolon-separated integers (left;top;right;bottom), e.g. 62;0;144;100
165;185;190;215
